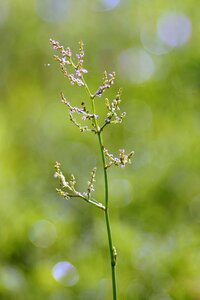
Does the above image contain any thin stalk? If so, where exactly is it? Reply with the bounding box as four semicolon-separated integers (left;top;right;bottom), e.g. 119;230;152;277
97;131;117;300
82;78;117;300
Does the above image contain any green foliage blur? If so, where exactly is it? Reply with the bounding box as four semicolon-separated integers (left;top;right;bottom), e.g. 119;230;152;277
1;0;200;299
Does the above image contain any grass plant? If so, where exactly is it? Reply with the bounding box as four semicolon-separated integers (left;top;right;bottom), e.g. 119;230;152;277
50;39;134;300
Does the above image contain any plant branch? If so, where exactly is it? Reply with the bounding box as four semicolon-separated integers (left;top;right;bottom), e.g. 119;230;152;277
51;39;134;300
82;77;118;300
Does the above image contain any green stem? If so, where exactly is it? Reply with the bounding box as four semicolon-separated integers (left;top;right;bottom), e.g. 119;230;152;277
82;78;117;299
97;132;117;300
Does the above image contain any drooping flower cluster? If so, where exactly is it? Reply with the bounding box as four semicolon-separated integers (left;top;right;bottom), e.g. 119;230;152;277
61;92;98;132
54;161;105;210
104;148;134;169
50;39;87;87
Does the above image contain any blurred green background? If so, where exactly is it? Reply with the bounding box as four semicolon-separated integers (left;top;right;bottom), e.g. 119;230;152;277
1;0;200;299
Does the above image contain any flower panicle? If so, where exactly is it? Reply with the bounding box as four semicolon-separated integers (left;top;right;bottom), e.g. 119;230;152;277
76;41;88;75
54;161;77;199
61;92;98;132
94;71;116;98
104;148;134;169
69;113;91;132
54;162;105;210
61;92;98;120
100;88;126;132
50;39;88;87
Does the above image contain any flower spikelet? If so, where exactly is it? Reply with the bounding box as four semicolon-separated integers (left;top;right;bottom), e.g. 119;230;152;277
54;162;105;209
104;148;134;168
86;167;97;199
94;71;116;97
60;92;98;132
105;88;126;125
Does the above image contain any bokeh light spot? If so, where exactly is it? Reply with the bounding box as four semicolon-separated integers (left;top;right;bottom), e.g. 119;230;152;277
93;0;120;12
118;48;155;84
29;220;57;248
52;261;79;286
157;12;192;47
0;267;25;291
36;0;71;23
140;23;173;55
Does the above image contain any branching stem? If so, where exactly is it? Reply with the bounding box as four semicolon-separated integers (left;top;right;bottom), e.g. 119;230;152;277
83;77;118;300
98;132;117;300
51;39;134;300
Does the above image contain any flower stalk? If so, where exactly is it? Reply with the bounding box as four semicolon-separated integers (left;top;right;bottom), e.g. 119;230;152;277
50;38;134;300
